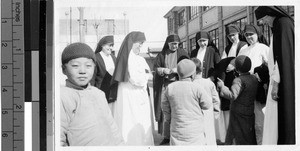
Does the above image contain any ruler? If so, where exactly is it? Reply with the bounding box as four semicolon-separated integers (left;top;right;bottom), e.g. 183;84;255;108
1;0;25;150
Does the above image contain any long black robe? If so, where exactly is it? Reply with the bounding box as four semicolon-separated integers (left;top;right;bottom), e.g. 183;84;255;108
272;16;295;144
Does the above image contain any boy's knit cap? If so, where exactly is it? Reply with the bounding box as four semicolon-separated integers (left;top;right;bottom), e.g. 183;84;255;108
177;59;196;79
61;42;96;64
235;55;251;73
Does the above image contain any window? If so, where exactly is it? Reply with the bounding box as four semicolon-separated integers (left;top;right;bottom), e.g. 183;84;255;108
189;37;196;51
209;28;219;49
179;41;186;51
167;17;173;34
202;6;212;12
260;24;271;45
178;10;185;26
189;6;199;20
226;17;247;31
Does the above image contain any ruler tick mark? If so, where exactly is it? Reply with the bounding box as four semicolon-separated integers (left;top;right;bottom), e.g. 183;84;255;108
13;139;23;141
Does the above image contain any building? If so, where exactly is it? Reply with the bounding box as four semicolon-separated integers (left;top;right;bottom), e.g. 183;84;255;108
164;6;294;55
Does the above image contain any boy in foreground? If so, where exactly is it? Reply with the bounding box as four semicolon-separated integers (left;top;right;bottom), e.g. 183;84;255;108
60;42;123;146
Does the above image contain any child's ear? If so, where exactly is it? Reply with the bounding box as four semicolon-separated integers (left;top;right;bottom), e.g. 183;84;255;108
62;64;67;75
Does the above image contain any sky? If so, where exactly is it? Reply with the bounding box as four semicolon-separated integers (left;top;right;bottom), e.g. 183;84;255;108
83;6;173;48
56;1;174;53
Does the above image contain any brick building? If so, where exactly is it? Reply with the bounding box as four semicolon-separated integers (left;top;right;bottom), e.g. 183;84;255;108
164;6;294;55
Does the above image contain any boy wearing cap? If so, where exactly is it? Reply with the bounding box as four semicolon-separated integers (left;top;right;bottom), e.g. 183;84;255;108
60;42;124;146
161;59;212;145
217;55;258;145
153;34;189;145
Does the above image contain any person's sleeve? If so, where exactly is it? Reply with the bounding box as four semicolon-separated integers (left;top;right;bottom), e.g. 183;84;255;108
271;61;280;83
143;59;153;80
60;95;74;146
214;49;221;64
198;86;212;110
211;83;220;115
128;56;148;87
219;78;242;101
262;45;270;63
240;45;248;52
154;53;166;76
237;48;246;56
161;88;171;138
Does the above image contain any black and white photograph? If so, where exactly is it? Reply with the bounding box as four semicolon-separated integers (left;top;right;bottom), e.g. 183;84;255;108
1;0;299;151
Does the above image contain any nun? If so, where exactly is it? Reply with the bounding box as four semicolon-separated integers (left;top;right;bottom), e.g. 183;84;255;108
91;35;116;110
255;6;295;145
110;31;154;145
190;31;221;80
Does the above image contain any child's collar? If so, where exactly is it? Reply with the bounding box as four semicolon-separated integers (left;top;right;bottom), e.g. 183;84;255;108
194;74;202;79
65;79;90;90
179;77;192;82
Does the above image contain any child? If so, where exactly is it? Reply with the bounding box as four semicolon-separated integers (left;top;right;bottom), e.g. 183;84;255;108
191;58;220;145
161;59;212;145
60;42;124;146
217;55;258;145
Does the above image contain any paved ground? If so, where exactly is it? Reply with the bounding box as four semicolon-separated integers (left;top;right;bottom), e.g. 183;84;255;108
153;130;164;145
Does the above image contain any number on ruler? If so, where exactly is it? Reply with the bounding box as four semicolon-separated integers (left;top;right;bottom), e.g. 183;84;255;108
1;42;8;47
2;111;8;114
2;66;8;69
2;88;7;92
1;20;7;23
15;104;22;109
2;133;8;137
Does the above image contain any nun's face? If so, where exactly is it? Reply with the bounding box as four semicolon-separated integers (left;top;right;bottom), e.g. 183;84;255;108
227;33;239;44
102;43;114;56
168;42;179;51
244;32;258;45
132;41;144;55
197;38;208;48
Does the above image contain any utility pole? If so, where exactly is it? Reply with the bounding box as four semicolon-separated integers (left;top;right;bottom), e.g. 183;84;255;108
78;7;85;42
70;7;72;43
123;12;126;35
65;10;69;45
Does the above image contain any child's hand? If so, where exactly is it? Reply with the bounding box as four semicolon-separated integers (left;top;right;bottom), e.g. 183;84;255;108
217;78;224;88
